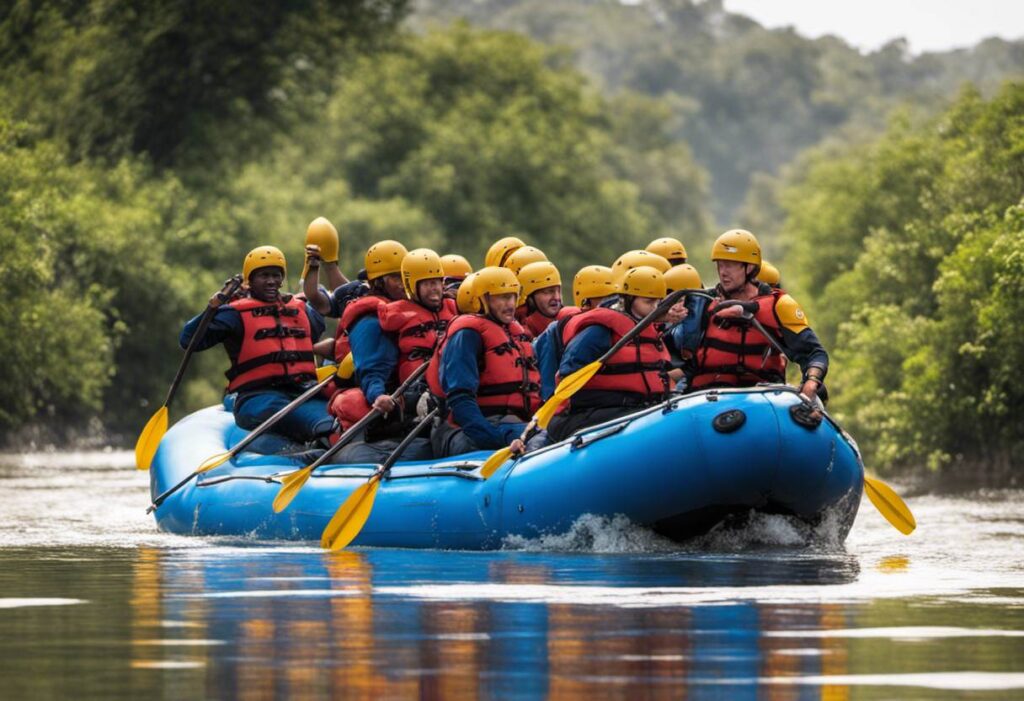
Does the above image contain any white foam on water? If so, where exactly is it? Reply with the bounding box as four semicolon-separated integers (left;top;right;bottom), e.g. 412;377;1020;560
502;514;678;553
0;597;86;608
751;672;1024;691
501;510;851;554
131;660;206;670
174;588;362;600
766;626;1024;639
133;639;226;646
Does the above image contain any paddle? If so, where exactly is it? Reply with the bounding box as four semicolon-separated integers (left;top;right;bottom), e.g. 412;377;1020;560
479;287;694;479
320;406;440;551
193;366;342;474
272;360;432;513
135;275;244;471
739;311;916;535
147;355;356;514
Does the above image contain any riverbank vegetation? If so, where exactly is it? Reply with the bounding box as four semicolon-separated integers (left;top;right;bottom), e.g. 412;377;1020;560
0;1;1021;478
771;84;1024;475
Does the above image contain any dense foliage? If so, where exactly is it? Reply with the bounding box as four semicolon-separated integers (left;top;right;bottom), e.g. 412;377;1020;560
416;0;1024;221
0;3;709;441
775;84;1024;473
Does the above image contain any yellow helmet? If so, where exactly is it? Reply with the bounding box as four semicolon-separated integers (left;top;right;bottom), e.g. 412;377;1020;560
473;266;521;312
620;266;667;299
573;265;618;307
401;248;445;302
484;236;526;268
646;237;687;264
759;260;781;287
611;249;670;283
440;254;473;280
711;229;761;267
517;261;561;306
305;217;339;263
664;264;703;294
243;245;287;281
456;273;481;314
504;246;548;276
365;240;409;281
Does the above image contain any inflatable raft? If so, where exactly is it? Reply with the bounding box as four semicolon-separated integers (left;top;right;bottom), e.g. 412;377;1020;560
149;385;864;548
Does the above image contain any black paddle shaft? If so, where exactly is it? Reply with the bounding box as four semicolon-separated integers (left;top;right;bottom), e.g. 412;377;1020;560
516;287;709;449
380;406;440;475
306;359;433;472
598;287;703;363
227;371;336;457
163;275;244;407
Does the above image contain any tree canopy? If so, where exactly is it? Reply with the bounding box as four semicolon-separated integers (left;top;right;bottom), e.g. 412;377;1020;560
775;83;1024;473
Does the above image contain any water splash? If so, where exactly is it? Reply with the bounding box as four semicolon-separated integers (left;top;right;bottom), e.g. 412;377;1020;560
502;509;850;553
502;514;678;553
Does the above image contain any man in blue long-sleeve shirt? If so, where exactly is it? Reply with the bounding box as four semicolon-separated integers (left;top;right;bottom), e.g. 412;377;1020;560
179;246;332;443
430;267;542;457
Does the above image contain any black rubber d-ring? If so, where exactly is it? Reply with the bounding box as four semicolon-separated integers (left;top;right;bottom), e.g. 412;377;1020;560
712;409;746;433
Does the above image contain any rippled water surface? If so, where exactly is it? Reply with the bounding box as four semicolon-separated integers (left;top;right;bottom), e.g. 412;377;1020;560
0;450;1022;699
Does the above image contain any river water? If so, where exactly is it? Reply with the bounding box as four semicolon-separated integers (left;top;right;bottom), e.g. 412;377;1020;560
0;450;1021;700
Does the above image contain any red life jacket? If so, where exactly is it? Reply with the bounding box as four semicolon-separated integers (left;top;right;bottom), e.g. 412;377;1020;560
378;298;457;383
225;296;317;393
691;290;787;389
427;314;541;421
516;305;579;340
561;307;669;408
333;294;388;364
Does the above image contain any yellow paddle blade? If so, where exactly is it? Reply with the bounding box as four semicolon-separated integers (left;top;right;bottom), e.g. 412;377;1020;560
480;447;514;480
337;353;355;380
273;466;313;513
321;477;381;550
196;451;232;474
534;360;601;429
316;365;337;382
864;475;916;535
134;406;168;471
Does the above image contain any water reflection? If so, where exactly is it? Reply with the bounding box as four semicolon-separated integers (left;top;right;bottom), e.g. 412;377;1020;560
1;544;1021;700
123;548;865;700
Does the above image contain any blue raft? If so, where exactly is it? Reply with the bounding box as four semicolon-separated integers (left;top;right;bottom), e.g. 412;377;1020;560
150;386;864;548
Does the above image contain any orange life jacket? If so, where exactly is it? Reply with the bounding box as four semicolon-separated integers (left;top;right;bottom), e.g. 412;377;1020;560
561;307;669;409
225;296;317;393
428;314;541;421
378;298;457;383
333;294;388;364
516;305;579;340
691;290;788;389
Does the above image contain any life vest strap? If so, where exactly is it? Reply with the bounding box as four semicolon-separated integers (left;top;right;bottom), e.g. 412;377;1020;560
254;326;308;340
598;361;667;376
477;381;541;397
225;350;316;380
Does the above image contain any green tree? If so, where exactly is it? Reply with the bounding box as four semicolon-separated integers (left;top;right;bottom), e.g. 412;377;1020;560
0;115;213;437
776;83;1024;474
0;0;409;169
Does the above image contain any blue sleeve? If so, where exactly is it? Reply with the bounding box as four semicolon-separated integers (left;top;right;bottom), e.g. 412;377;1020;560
442;329;523;448
305;303;325;341
349;316;398;404
670;295;708;353
559;326;611;378
329;280;367;319
533;323;559;401
179;306;242;351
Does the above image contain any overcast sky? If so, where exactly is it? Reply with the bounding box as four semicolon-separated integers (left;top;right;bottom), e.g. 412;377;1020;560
723;0;1023;54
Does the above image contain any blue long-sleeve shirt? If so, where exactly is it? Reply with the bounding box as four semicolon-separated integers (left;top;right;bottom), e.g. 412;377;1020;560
532;320;562;401
348;315;399;404
440;329;526;449
667;294;709;359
